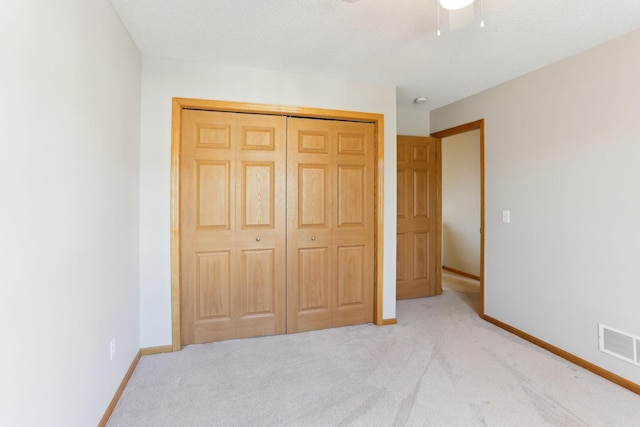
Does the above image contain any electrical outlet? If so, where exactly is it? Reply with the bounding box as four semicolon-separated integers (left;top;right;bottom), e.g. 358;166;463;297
110;338;116;361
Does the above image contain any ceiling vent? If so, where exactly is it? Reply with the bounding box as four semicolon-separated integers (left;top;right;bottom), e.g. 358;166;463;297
598;324;640;367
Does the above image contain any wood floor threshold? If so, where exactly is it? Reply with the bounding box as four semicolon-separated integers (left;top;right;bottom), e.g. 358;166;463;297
483;315;640;396
382;318;397;325
141;345;174;356
98;350;142;427
442;265;480;281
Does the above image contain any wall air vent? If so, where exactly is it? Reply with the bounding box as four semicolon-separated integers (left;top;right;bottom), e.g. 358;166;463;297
598;324;640;367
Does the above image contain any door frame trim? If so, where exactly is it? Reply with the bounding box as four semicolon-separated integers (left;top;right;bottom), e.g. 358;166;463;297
431;119;485;316
170;97;385;350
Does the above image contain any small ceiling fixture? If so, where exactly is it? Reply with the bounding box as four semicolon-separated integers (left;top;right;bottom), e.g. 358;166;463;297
439;0;475;10
413;97;429;104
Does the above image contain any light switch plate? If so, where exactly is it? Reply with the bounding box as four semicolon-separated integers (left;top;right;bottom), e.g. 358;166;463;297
502;210;510;224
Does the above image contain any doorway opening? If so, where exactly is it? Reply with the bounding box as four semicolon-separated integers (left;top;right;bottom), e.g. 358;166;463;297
432;120;485;315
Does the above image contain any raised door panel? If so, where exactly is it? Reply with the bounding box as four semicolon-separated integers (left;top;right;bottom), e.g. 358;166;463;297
412;232;430;280
338;166;365;227
241;127;276;151
240;249;276;316
413;170;429;218
291;245;331;332
397;169;407;219
396;233;407;282
197;161;231;229
298;248;330;311
196;251;231;319
241;162;275;228
299;131;329;154
233;231;286;338
337;245;365;307
197;124;231;149
298;165;328;228
335;243;372;327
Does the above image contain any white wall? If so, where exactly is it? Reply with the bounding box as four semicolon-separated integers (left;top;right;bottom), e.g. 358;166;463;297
0;1;141;426
397;107;430;136
431;29;640;385
442;130;481;276
139;58;397;347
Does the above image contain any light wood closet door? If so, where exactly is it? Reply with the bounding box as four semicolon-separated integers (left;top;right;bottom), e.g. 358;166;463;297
181;110;286;345
396;135;441;299
287;118;374;333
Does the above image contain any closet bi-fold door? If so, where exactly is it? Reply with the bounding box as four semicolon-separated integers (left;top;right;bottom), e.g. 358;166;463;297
181;110;286;345
287;117;375;333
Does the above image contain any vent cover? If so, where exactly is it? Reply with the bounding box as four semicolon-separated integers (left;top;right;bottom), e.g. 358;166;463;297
599;324;640;367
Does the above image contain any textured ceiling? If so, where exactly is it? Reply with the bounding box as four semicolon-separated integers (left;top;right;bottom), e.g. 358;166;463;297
110;0;640;110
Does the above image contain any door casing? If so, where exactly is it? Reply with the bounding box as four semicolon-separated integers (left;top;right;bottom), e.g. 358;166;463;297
170;98;386;350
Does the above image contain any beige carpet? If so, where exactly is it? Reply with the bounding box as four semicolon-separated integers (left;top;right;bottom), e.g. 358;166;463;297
108;282;639;426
